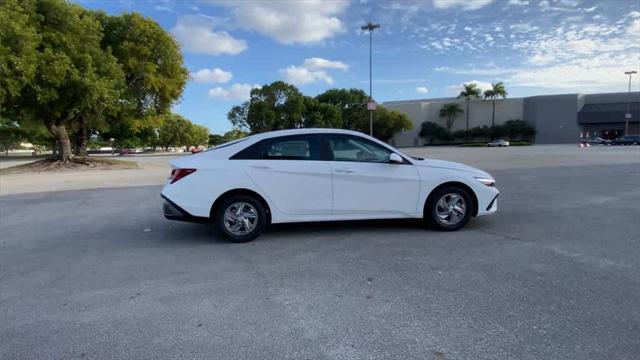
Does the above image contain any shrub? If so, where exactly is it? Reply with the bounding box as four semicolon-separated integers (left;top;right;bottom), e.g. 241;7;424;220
419;121;451;143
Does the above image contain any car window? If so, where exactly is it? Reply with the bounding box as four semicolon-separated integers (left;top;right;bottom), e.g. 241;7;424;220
231;135;322;160
264;139;312;160
327;135;392;163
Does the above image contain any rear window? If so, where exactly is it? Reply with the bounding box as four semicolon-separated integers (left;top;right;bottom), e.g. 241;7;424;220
231;135;322;160
205;137;249;152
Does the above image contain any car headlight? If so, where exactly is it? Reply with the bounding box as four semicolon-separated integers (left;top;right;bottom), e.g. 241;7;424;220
475;177;496;187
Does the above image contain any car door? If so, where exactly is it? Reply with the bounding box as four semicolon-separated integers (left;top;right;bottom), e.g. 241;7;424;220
324;134;420;216
240;134;332;215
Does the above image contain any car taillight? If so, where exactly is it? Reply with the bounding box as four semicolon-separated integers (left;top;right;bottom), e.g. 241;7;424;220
170;168;197;184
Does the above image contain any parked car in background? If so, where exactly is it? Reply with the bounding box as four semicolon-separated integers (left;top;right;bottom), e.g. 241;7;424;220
611;135;640;145
191;147;204;154
487;139;510;147
581;137;611;145
161;129;499;242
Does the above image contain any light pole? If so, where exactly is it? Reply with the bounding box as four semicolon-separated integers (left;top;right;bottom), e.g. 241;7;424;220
361;22;380;136
624;70;637;136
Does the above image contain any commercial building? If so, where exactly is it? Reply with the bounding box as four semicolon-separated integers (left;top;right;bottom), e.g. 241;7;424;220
384;91;640;146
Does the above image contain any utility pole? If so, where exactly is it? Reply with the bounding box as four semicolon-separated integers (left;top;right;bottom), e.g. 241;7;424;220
624;70;637;136
361;22;380;136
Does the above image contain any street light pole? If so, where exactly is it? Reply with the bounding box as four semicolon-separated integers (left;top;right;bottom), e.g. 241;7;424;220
624;70;637;136
361;22;380;136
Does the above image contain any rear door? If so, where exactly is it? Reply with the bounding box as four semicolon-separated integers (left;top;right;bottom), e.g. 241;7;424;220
323;134;420;216
238;134;332;215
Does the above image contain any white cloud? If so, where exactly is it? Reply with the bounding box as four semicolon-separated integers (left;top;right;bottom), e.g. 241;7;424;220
507;0;529;5
435;66;519;76
191;68;232;83
171;15;247;55
302;57;349;71
448;80;493;94
432;0;493;11
216;0;349;44
280;66;333;85
466;80;493;92
528;53;555;65
509;55;635;90
510;22;539;32
208;83;260;101
279;57;347;85
416;86;429;94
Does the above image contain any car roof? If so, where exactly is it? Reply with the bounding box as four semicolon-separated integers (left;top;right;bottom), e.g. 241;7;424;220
249;128;368;141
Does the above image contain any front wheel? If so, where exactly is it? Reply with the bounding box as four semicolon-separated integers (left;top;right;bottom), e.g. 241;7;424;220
425;187;474;231
215;195;267;242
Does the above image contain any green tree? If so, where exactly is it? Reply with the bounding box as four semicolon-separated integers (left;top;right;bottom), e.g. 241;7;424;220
483;82;507;129
92;11;188;153
0;0;39;108
457;83;481;143
187;123;210;149
227;103;250;132
302;97;342;128
0;0;125;162
439;103;463;132
99;12;188;119
315;88;369;130
315;88;411;141
245;81;305;132
158;113;191;150
0;118;25;154
419;121;450;144
501;119;535;140
372;106;413;142
209;129;247;146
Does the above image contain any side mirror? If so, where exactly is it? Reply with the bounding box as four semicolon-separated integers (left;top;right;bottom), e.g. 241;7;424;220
389;153;403;164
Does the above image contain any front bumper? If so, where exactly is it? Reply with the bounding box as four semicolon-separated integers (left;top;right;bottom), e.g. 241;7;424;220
162;195;210;223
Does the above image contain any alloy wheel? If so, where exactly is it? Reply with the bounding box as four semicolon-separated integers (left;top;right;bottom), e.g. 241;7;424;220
223;202;258;236
435;193;467;226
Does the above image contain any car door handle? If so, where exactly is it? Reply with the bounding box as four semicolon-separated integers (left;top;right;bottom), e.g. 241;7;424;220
250;165;271;170
335;168;354;174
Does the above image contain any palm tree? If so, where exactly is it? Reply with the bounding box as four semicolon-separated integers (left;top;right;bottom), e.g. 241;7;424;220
457;83;481;143
439;103;463;142
483;82;508;129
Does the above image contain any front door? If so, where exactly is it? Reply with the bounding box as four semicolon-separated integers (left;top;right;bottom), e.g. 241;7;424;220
324;134;420;216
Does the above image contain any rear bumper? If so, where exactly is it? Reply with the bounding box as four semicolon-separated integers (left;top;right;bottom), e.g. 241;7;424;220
161;195;210;223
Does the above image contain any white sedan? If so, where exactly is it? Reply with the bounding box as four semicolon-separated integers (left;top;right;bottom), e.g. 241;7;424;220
487;139;510;147
161;129;499;242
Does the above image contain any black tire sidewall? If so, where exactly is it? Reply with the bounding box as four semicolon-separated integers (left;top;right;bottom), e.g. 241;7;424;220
215;195;266;242
425;186;474;231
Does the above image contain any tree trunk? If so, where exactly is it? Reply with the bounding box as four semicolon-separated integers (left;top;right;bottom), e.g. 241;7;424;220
75;117;88;156
46;121;72;162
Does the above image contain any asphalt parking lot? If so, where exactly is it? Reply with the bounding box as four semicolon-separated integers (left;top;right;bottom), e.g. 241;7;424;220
1;146;639;359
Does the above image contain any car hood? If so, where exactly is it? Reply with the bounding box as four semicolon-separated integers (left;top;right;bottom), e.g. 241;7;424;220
413;158;492;177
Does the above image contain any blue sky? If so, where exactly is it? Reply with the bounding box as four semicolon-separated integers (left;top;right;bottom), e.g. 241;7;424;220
78;0;640;134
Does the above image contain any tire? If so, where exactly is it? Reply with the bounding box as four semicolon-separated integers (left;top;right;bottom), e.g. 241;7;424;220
424;186;474;231
215;195;267;242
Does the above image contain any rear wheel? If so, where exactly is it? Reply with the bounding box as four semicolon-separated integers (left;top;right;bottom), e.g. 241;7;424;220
425;186;474;231
215;195;266;242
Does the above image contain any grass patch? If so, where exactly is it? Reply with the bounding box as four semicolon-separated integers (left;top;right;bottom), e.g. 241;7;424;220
0;156;138;175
